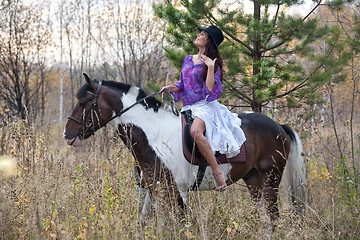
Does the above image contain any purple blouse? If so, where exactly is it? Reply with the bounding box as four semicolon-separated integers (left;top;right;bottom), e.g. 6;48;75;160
172;55;222;106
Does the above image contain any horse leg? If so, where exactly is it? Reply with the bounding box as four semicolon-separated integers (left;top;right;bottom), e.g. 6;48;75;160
263;184;280;223
261;168;282;235
134;166;153;226
146;185;186;229
244;167;281;237
143;164;187;226
134;165;147;213
139;189;152;226
243;168;263;212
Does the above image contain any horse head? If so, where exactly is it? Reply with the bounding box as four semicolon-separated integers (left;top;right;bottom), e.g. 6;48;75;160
63;73;120;147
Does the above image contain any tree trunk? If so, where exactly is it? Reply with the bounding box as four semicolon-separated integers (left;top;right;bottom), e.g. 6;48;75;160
252;0;262;113
59;0;64;125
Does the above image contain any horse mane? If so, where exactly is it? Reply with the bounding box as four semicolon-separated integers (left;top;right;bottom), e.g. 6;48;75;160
76;80;162;112
136;87;162;112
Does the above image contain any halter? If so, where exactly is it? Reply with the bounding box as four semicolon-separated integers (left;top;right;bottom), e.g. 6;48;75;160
67;82;179;139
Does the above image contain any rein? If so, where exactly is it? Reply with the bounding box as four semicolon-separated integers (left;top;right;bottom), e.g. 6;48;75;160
68;82;179;138
100;88;179;128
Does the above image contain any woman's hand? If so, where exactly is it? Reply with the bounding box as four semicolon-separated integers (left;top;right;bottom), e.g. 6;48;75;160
199;54;217;91
200;54;217;68
160;85;178;93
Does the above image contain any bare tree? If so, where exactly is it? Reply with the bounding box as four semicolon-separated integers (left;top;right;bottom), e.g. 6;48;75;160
64;0;96;107
63;0;81;108
94;0;170;88
35;1;53;122
59;0;64;124
0;0;51;122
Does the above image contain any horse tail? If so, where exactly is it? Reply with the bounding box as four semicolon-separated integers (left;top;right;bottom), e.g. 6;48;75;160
281;124;307;215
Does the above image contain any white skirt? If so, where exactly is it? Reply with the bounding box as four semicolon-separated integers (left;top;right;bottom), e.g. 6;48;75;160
182;100;246;158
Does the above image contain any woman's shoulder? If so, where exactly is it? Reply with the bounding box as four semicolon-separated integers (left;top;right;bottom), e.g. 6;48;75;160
184;55;193;61
182;55;194;66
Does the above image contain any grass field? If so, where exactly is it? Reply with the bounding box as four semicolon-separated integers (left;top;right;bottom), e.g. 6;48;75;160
0;117;359;239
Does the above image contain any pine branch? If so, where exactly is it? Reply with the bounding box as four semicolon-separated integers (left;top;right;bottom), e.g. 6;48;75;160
262;0;323;54
263;1;281;46
204;12;253;55
223;78;252;103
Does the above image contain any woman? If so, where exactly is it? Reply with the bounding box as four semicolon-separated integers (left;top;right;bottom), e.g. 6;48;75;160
161;26;246;191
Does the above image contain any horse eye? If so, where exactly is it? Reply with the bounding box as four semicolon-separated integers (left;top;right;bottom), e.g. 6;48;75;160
79;102;86;107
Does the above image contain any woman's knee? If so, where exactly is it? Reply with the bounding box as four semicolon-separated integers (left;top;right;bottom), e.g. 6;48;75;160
190;118;205;140
190;127;201;139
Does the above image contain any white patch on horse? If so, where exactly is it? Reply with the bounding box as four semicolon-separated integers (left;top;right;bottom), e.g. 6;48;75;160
113;86;232;193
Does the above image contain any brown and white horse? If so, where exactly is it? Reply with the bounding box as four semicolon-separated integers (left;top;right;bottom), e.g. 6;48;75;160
64;73;306;227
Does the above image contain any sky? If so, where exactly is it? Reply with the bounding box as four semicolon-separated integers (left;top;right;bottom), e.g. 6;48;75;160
35;0;319;63
222;0;317;17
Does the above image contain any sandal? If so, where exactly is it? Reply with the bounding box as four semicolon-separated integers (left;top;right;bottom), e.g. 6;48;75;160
214;171;227;191
216;184;227;192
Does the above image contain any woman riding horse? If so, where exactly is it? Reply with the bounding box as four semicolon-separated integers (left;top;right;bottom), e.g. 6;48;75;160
161;25;246;191
63;72;306;229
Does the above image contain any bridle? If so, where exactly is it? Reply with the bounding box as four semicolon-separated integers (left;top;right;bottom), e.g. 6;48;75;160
67;81;104;138
67;81;179;139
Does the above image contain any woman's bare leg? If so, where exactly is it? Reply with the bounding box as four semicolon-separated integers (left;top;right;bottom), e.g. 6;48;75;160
190;117;227;190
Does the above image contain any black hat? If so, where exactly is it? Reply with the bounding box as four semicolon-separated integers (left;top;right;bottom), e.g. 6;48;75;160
197;25;224;48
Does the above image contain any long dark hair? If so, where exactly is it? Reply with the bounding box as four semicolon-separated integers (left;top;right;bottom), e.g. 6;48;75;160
203;38;224;82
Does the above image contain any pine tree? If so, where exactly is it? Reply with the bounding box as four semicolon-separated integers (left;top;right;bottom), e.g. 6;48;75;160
153;0;352;112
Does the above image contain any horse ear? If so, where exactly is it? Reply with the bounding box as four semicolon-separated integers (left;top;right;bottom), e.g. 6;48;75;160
83;73;98;91
83;73;92;86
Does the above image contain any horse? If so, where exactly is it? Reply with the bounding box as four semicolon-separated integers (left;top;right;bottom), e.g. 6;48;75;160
63;73;307;228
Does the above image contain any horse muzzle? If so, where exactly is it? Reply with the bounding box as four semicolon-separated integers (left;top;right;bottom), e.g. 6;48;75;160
63;133;84;147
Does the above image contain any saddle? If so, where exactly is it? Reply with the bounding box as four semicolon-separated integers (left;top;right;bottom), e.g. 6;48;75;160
181;110;247;166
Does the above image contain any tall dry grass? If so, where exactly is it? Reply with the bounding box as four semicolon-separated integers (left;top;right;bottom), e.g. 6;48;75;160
0;116;359;239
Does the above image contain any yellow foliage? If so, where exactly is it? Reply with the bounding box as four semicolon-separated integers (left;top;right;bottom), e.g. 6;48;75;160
233;220;239;230
89;205;96;215
184;231;195;239
320;166;332;180
244;65;253;76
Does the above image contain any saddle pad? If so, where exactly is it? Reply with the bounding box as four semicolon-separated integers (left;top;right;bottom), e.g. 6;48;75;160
181;112;247;166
